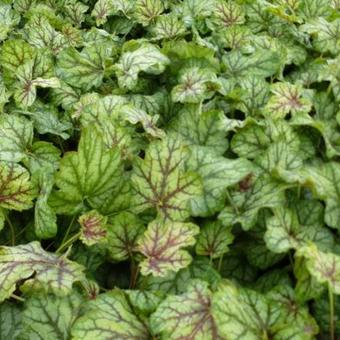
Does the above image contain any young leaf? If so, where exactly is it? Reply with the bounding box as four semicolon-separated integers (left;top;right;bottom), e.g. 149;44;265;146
79;210;107;246
71;290;149;339
0;161;36;211
138;220;199;276
0;241;85;302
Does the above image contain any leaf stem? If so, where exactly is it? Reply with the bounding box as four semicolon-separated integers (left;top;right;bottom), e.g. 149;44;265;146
5;214;15;246
217;254;224;273
329;283;335;340
129;257;140;289
56;231;81;254
58;215;76;250
11;294;25;302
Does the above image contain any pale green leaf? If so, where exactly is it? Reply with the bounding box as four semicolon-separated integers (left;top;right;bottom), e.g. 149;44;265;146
134;0;164;26
0;241;85;302
296;243;340;294
0;114;33;162
171;67;221;103
115;43;169;90
264;207;333;253
138;220;199;276
131;136;202;221
150;280;219;340
151;13;187;40
264;82;312;119
300;18;340;55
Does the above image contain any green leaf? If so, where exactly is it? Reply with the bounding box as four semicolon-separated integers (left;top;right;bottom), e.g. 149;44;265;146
0;39;34;82
55;126;124;213
71;290;149;339
267;285;319;338
106;212;144;261
196;221;234;259
20;293;83;340
212;280;313;339
0;4;20;42
0;161;36;211
231;123;270;159
301;162;340;230
218;175;286;230
34;174;58;239
294;256;325;302
115;42;169;90
264;207;333;253
0;241;85;302
222;49;280;79
0;114;33;162
131;136;202;221
79;210;107;246
187;146;253;216
0;302;22;339
169;107;228;156
235;75;270;117
296;243;340;294
150;280;218;339
138;220;199;276
57;45;112;90
139;258;221;294
24;102;72;139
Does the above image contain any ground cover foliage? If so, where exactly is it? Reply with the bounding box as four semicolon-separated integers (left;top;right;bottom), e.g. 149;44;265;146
0;0;339;339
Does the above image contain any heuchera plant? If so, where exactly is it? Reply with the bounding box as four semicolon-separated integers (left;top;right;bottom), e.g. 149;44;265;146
0;0;339;339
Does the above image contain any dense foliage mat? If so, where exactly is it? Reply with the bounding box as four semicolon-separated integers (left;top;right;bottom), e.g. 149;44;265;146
0;0;339;339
